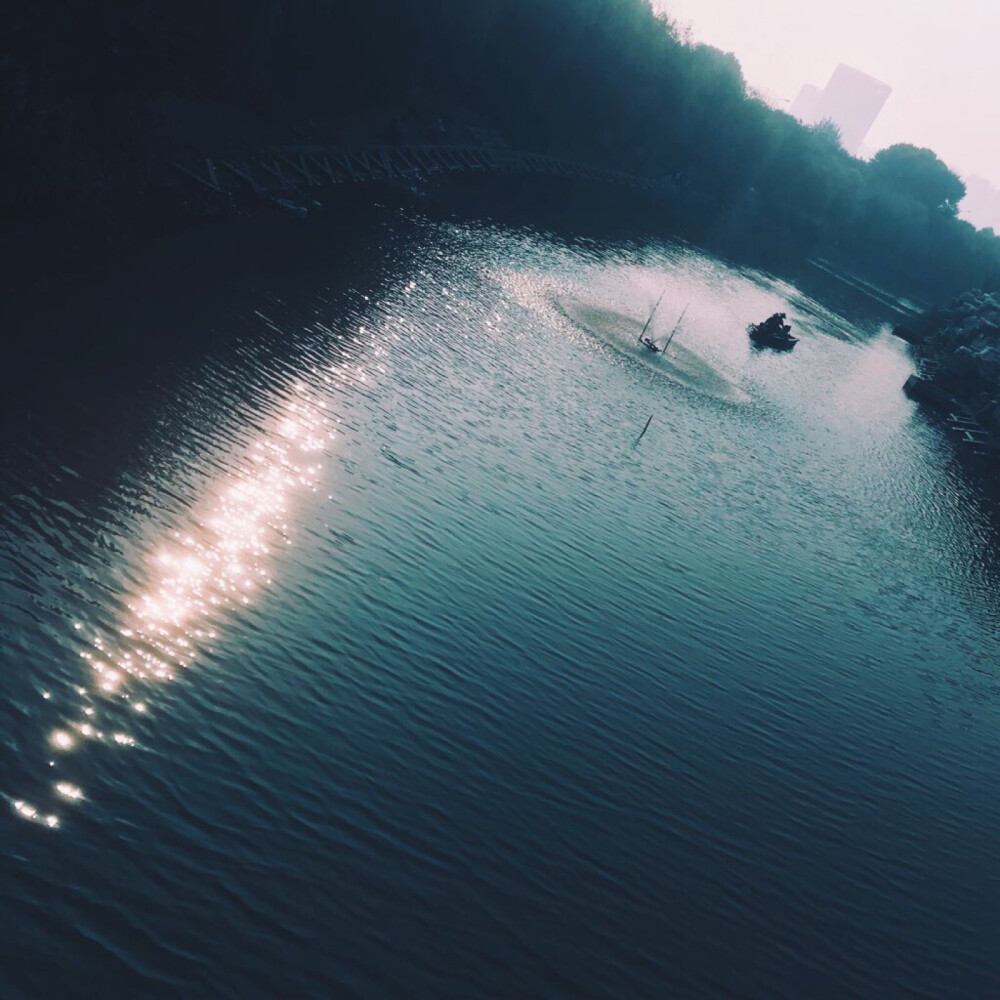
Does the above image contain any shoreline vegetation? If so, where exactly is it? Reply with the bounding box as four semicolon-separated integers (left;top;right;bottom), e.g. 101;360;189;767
4;3;998;298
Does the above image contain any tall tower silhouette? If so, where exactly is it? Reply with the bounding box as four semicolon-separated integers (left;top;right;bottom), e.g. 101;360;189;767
790;65;891;154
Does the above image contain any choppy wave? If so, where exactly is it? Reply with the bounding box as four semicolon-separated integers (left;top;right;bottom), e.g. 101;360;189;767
2;217;999;999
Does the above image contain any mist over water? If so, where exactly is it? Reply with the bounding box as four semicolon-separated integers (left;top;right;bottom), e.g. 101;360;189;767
2;215;999;998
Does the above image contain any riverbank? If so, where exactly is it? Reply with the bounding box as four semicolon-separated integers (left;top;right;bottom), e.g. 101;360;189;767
896;288;1000;474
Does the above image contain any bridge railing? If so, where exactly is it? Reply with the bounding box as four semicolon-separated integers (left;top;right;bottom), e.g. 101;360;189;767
172;143;676;203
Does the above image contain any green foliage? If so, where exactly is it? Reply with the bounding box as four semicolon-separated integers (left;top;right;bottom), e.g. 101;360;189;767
810;119;843;150
4;0;998;298
867;144;967;214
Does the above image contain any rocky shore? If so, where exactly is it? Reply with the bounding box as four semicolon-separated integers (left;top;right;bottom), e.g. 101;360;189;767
896;289;1000;461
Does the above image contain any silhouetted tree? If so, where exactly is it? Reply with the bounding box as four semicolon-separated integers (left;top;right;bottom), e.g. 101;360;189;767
867;144;966;215
810;119;843;150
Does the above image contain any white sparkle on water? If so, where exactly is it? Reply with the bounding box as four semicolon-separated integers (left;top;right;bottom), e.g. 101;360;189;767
13;379;338;827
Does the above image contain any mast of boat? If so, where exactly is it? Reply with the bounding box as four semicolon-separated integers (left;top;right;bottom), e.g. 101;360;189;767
638;286;669;344
662;303;690;351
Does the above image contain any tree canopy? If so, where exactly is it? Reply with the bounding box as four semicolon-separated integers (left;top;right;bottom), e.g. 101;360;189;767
867;144;967;214
3;0;998;299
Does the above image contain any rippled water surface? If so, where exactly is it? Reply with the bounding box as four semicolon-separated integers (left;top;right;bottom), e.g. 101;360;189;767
3;216;999;999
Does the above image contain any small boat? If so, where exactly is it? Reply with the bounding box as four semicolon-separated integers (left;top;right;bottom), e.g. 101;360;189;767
748;312;798;351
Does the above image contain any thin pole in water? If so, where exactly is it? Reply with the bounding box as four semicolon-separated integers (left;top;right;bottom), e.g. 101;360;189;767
637;413;654;442
663;302;690;351
638;286;669;343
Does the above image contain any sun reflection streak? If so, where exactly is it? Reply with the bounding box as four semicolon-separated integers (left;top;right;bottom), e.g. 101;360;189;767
14;381;336;827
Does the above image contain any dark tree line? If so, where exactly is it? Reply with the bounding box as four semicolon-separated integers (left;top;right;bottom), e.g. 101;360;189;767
3;0;998;298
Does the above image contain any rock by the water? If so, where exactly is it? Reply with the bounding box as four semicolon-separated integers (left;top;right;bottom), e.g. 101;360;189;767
902;289;1000;453
903;374;958;410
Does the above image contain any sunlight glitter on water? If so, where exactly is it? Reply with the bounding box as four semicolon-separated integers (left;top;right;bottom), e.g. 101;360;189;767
12;380;338;827
11;799;59;829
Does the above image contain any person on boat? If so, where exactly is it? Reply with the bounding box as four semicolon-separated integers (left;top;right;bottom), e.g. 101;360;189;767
756;312;789;337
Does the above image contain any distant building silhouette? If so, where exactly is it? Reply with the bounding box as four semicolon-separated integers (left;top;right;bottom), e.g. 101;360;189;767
788;84;824;126
789;64;891;155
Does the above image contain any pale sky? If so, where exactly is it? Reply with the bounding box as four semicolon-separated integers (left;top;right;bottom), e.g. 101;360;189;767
657;0;1000;186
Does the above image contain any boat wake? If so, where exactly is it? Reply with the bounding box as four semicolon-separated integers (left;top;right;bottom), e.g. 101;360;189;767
553;295;749;404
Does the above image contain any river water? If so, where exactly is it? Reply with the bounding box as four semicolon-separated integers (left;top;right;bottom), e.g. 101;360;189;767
2;213;999;998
